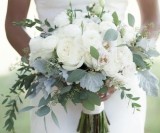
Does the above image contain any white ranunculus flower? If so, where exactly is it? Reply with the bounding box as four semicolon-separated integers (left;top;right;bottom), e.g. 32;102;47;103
84;52;93;68
137;38;156;51
84;48;109;71
29;35;58;65
101;12;113;22
82;30;102;51
56;37;84;71
122;26;136;43
117;46;133;68
102;53;120;77
54;11;70;27
58;24;82;38
85;22;99;31
122;63;137;77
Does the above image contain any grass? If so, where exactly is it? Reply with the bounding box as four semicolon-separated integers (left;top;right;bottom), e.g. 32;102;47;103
0;60;160;133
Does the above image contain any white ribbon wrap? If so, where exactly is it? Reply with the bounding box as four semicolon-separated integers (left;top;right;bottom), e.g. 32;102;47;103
82;102;104;115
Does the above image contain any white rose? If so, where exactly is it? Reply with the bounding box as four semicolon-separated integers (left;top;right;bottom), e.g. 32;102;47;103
54;11;70;27
117;46;133;68
29;35;58;65
82;30;102;51
102;52;120;76
85;22;99;31
56;37;84;71
122;26;136;43
58;24;82;38
137;38;156;51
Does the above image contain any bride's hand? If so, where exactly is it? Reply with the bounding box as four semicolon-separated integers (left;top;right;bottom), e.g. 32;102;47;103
99;86;116;101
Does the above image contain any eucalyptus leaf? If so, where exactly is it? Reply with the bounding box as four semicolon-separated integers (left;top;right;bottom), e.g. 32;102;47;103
103;29;118;41
98;87;107;93
82;99;95;111
60;86;72;94
112;12;120;26
34;19;42;24
87;92;101;106
51;111;60;127
133;54;147;69
132;103;141;108
132;97;140;101
137;70;159;96
45;19;51;27
36;26;44;31
90;46;100;60
19;106;35;112
128;13;135;27
38;95;51;107
121;91;125;99
36;105;50;117
80;72;106;92
67;69;87;82
44;117;48;133
79;91;88;100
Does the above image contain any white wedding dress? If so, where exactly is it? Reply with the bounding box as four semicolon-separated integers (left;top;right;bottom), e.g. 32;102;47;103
31;0;147;133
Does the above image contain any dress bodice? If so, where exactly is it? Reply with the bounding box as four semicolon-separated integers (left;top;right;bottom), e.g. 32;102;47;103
34;0;128;22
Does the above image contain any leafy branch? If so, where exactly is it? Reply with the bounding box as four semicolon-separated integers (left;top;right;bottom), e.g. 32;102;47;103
120;87;141;112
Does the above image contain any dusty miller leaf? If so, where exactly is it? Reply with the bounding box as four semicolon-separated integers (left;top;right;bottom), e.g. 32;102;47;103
80;72;106;92
137;70;159;96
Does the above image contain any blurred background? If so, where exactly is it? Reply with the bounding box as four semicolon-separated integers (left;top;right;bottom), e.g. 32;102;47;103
0;0;160;133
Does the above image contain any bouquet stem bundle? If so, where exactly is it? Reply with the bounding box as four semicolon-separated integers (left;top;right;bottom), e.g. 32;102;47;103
77;102;109;133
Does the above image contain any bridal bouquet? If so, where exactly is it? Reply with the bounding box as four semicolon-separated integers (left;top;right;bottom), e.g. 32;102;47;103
2;0;159;132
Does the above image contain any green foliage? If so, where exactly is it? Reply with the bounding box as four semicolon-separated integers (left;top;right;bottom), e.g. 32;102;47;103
38;95;52;107
51;111;60;127
81;90;101;111
112;12;121;26
36;105;51;117
128;13;135;27
104;29;118;41
19;106;35;112
90;46;100;60
120;87;141;111
133;54;148;69
67;69;87;83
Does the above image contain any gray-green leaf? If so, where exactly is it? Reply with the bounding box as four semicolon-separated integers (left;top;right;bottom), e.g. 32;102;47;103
80;72;106;92
133;54;147;69
51;111;60;127
82;99;95;111
90;46;99;60
112;12;120;26
19;106;35;112
146;49;160;57
104;29;118;41
36;105;50;117
137;70;159;96
60;86;72;94
128;13;135;27
67;69;87;82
